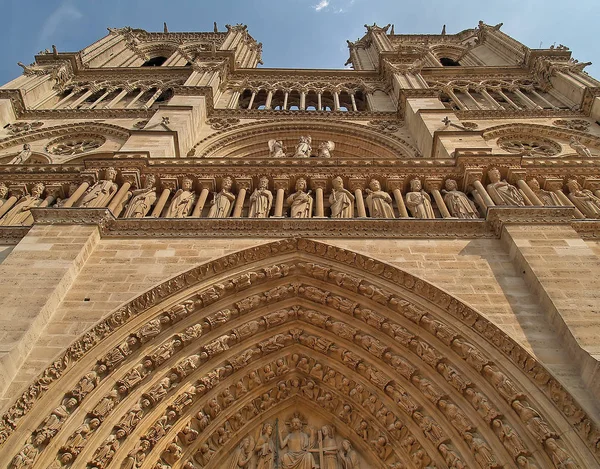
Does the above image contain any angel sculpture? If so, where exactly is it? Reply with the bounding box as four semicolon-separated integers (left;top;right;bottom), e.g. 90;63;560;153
228;436;254;468
9;144;32;164
569;136;593;158
268;139;286;158
318;141;335;158
293;136;312;158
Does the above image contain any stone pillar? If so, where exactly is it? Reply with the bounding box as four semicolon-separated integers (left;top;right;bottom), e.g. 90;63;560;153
300;91;306;111
312;179;327;218
0;195;19;219
143;88;163;109
472;180;496;208
191;179;214;218
232;179;251;218
107;181;131;214
106;88;130;108
272;179;288;218
151;186;172;218
247;92;256;110
126;89;146;108
387;180;409;218
425;179;451;218
265;90;274;110
333;92;340;111
62;182;89;208
88;89;112;109
349;180;366;218
65;89;94;109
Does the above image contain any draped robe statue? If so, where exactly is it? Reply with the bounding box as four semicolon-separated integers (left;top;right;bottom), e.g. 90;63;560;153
123;176;157;218
228;437;254;468
268;140;286;158
255;423;275;469
405;178;435;218
249;177;273;218
208;177;236;218
0;183;45;226
78;168;118;208
566;179;600;218
526;179;562;206
321;426;338;469
338;440;360;469
165;178;196;218
286;178;313;218
9;144;32;165
486;168;525;206
279;418;317;469
0;183;9;211
365;179;394;218
329;177;354;218
293;136;312;158
442;179;479;219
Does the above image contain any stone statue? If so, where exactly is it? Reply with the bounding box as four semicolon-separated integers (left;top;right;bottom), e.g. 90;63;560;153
10;434;45;469
566;179;600;218
0;183;8;210
365;179;394;218
256;423;275;469
569;136;593;158
268;140;287;158
526;179;561;206
318;141;335;158
123;175;157;218
208;176;235;218
321;425;338;469
228;437;254;468
338;439;360;469
287;178;313;218
486;168;525;206
165;178;196;218
0;183;45;226
329;176;354;218
293;136;312;158
9;144;32;164
78;168;118;208
405;178;435;218
544;438;579;469
249;176;273;218
279;416;317;469
442;179;479;219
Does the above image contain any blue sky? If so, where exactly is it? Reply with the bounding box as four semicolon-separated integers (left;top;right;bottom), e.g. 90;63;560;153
1;0;599;84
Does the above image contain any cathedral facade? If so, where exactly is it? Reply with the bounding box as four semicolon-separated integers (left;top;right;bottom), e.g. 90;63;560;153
0;21;599;469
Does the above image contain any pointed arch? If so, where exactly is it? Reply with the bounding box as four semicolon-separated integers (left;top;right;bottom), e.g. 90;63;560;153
1;240;598;469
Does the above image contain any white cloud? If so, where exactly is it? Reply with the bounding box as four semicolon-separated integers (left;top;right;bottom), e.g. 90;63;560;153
314;0;330;11
40;2;83;43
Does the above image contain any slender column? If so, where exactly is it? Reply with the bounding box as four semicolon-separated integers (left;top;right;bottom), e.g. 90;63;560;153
514;89;542;109
446;89;467;110
0;195;18;219
333;92;340;111
151;189;171;217
232;180;251;218
272;180;288;218
388;181;409;218
112;193;131;218
519;189;533;206
247;92;256;110
88;89;112;109
426;180;451;218
283;92;289;110
350;180;366;217
300;92;306;110
497;90;520;109
554;189;585;219
516;179;543;206
350;93;358;111
265;90;274;109
595;190;600;199
62;182;89;208
228;90;241;109
106;89;130;109
317;93;322;111
472;180;496;207
191;179;214;217
143;88;164;109
52;90;78;109
480;89;504;109
530;89;558;109
312;180;327;218
66;89;94;109
472;190;487;212
463;90;482;109
126;89;146;108
107;182;131;214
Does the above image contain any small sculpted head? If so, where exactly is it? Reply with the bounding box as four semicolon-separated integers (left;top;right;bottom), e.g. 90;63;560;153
444;179;458;191
369;179;381;191
182;177;193;191
31;183;45;197
566;179;581;192
105;167;117;181
295;178;307;191
259;176;269;189
291;417;302;430
332;176;344;190
487;167;501;183
144;174;156;188
410;178;422;191
526;178;540;191
0;183;8;199
222;176;233;190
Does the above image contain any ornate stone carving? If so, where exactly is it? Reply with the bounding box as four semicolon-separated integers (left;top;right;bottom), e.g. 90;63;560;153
0;183;45;226
318;141;335;158
293;136;312;158
249;176;273;218
405;178;434;218
569;136;593;157
123;175;157;218
208;176;235;218
553;119;591;132
46;135;106;156
268;139;286;158
165;177;196;218
486;168;525;206
207;117;240;130
443;179;479;218
330;176;355;218
365;179;395;218
497;136;561;157
566;179;600;218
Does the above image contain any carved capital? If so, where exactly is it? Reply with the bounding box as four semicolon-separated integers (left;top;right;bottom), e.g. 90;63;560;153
424;178;443;192
81;170;99;185
386;179;405;192
310;178;328;190
120;170;141;189
463;171;484;189
506;169;527;185
583;178;600;191
160;178;178;191
348;179;366;192
44;184;64;199
8;184;27;198
197;178;216;191
543;178;564;191
273;179;290;191
235;178;252;191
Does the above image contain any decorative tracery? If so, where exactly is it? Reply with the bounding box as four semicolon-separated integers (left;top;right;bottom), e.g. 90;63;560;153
46;135;106;156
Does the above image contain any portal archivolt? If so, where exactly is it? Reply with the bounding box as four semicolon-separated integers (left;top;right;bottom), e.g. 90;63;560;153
2;240;598;469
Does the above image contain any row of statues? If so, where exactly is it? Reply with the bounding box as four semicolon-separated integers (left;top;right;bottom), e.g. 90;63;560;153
2;167;600;225
268;137;335;158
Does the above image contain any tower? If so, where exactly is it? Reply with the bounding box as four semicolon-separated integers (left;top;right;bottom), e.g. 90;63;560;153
0;21;599;469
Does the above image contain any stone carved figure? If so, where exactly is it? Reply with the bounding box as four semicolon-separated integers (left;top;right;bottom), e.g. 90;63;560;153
339;439;360;469
121;440;150;469
11;434;45;469
35;397;78;442
293;136;312;158
486;168;525;206
321;425;338;469
526;179;561;206
279;416;317;469
208;176;236;218
566;179;600;218
256;423;276;469
544;438;579;468
443;179;479;218
78;168;118;208
62;418;100;454
329;176;355;218
249;176;273;218
0;183;45;226
365;179;395;218
318;141;335;158
229;436;254;468
287;178;313;218
569;136;593;157
268;139;287;158
9;144;32;164
123;175;157;218
0;183;8;210
405;178;435;218
165;178;196;218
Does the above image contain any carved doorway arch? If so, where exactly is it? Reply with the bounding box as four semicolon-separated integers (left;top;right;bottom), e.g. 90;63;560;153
2;239;598;469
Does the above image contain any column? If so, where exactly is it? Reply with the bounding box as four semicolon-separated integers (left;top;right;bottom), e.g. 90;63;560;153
472;180;496;208
514;89;542;110
51;89;78;109
62;182;89;208
143;88;163;109
530;89;558;110
350;93;358;112
191;180;214;217
232;180;251;218
464;90;482;110
333;92;340;111
106;88;130;109
107;181;131;214
516;180;543;206
283;92;289;110
88;89;113;109
312;180;327;218
426;179;451;218
553;189;585;219
65;89;94;109
265;90;274;110
228;90;241;109
388;181;409;218
151;188;171;217
445;89;467;110
350;180;366;217
479;89;504;109
497;90;520;110
272;180;288;218
300;91;306;111
126;89;146;109
317;93;322;111
0;194;19;219
247;92;256;110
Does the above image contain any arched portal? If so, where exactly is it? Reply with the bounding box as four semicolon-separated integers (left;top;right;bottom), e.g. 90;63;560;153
1;240;598;469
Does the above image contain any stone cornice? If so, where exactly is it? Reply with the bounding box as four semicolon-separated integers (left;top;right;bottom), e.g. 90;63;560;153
455;108;580;120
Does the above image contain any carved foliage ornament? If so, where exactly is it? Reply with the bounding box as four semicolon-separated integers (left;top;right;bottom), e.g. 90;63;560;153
206;117;240;130
45;135;106;156
552;119;591;132
367;120;403;133
5;122;44;135
497;136;561;157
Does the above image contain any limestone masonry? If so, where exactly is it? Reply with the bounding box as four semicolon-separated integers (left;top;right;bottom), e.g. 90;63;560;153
0;21;599;469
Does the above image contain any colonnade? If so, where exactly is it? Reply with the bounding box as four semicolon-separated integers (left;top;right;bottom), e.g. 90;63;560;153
232;88;368;111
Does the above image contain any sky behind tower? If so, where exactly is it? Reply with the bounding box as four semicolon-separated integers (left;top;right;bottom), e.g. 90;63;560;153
1;0;598;84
